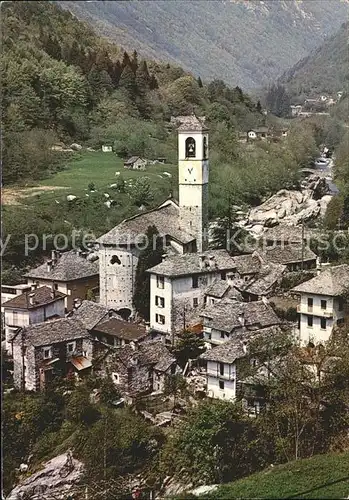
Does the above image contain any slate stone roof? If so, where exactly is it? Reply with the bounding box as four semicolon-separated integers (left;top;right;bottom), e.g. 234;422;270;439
234;253;264;275
205;280;231;298
70;301;114;330
263;225;314;244
176;115;208;132
200;339;246;364
124;156;143;165
93;317;147;341
201;300;280;333
2;286;66;310
237;262;286;296
262;245;317;265
147;250;236;277
14;318;90;348
25;251;99;282
97;200;194;246
292;264;349;296
112;341;175;371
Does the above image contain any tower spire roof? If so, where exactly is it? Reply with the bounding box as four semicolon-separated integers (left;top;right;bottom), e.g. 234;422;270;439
177;114;208;132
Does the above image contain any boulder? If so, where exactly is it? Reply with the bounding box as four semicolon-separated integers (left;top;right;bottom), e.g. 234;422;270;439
7;452;84;500
66;195;77;202
70;143;82;151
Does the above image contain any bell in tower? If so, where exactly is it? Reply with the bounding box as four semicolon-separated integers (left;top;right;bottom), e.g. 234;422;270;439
185;137;196;158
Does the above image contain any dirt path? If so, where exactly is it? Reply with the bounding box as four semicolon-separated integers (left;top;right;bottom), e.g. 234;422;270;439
2;186;68;205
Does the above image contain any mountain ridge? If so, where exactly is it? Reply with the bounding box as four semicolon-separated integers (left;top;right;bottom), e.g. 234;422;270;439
58;0;349;89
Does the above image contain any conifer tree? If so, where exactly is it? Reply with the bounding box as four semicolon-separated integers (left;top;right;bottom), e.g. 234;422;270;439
131;49;139;73
256;100;262;113
119;64;137;97
121;51;131;69
197;76;203;88
133;225;164;320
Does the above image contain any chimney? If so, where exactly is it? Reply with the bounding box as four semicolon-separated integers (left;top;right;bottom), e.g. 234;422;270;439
29;293;35;306
162;254;168;262
47;260;53;273
50;283;56;299
199;254;206;269
30;283;37;292
76;248;82;257
51;250;57;264
242;340;248;355
73;298;82;309
238;311;245;328
208;255;215;268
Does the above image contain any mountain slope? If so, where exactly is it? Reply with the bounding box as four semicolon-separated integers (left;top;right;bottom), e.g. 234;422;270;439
205;451;349;499
279;21;349;99
58;0;349;89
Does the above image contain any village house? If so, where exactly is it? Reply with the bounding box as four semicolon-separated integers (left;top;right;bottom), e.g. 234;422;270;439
123;156;147;170
3;285;66;354
247;127;270;141
102;144;113;153
96;340;178;402
12;318;95;391
199;325;282;408
147;250;237;342
232;252;286;301
201;299;280;347
25;250;99;311
261;245;318;272
204;280;242;307
98;116;210;317
292;264;349;345
1;283;31;310
68;299;118;329
290;104;302;117
92;316;147;347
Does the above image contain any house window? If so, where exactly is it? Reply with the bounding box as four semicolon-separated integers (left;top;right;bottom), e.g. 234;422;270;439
193;297;199;308
156;314;165;325
156;276;164;289
13;311;18;325
219;380;225;390
221;271;226;280
219;363;224;376
43;347;52;359
192;276;199;289
338;299;344;311
307;316;313;327
54;283;58;290
320;318;327;330
321;300;327;310
67;342;76;354
307;298;313;311
155;296;165;308
220;331;225;339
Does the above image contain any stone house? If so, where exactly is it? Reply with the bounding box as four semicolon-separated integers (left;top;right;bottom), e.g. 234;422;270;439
96;341;178;401
92;316;147;347
201;299;280;347
12;318;95;391
123;156;147;170
3;285;66;354
25;250;99;311
292;264;349;345
102;145;113;153
147;250;237;341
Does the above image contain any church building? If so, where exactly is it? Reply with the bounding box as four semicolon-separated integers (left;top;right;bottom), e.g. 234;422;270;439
97;115;210;318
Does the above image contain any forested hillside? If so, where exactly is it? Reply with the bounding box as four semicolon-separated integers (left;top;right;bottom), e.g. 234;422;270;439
279;21;349;101
1;1;263;186
59;0;349;89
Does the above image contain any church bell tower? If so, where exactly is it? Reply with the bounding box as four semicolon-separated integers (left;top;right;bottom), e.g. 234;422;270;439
178;116;209;252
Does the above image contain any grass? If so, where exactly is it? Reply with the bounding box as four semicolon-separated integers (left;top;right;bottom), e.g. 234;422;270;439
203;451;349;499
37;151;177;193
3;151;177;206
